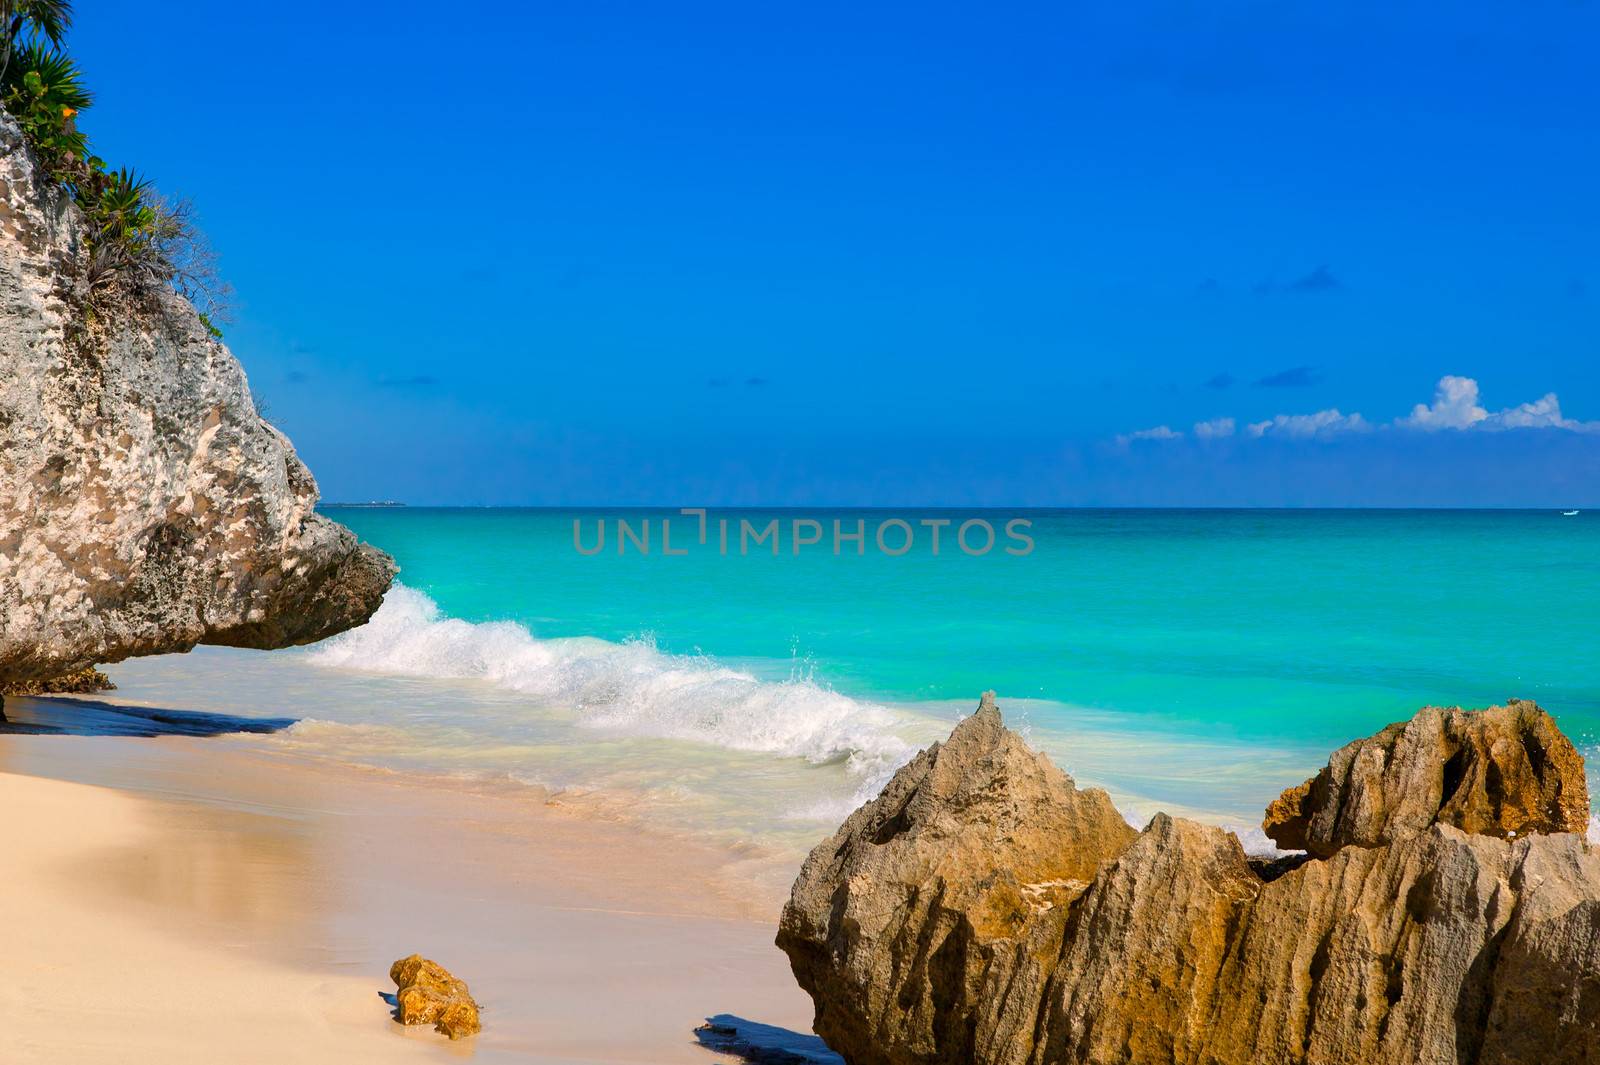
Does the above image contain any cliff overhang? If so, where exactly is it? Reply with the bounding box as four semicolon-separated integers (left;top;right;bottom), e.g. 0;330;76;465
0;108;395;685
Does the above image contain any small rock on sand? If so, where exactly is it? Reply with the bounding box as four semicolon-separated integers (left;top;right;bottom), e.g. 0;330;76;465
389;954;481;1040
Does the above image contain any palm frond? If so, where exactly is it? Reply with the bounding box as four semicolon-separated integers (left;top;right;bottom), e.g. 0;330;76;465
16;0;72;47
3;39;91;108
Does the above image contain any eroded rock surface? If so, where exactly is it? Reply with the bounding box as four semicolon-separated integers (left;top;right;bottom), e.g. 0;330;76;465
778;692;1136;1065
0;665;114;695
1263;699;1588;856
390;954;481;1039
778;695;1600;1065
0;109;394;685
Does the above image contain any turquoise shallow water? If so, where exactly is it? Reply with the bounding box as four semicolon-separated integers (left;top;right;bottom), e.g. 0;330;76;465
330;507;1598;747
99;508;1600;855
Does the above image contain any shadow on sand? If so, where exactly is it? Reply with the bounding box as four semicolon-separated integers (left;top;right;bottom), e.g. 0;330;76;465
694;1014;842;1065
0;696;296;737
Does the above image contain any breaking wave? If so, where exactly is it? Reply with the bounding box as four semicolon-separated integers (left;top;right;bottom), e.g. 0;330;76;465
307;585;916;802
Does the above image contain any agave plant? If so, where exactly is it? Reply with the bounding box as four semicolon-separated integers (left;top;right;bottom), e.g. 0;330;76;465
83;167;155;235
79;167;167;286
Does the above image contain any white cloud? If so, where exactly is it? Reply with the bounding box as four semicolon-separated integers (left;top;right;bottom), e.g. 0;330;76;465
1398;375;1488;430
1486;392;1599;432
1245;409;1369;440
1489;392;1564;429
1114;425;1183;446
1110;374;1599;447
1399;376;1599;434
1193;417;1235;440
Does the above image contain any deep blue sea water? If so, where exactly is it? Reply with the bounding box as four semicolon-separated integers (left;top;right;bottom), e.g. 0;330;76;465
101;508;1600;854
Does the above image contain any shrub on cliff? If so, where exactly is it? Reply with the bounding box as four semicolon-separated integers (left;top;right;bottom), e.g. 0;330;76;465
74;169;230;318
0;3;231;326
1;39;87;175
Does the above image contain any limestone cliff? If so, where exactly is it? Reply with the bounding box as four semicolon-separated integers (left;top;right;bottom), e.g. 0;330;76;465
779;695;1600;1065
0;110;394;684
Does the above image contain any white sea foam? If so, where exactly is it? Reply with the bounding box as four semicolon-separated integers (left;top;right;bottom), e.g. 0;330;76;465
308;586;917;805
1228;824;1291;857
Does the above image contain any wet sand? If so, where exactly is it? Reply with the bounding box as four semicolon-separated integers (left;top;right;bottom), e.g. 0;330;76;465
0;728;819;1064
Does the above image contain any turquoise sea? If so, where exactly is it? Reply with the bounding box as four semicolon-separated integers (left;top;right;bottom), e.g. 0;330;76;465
98;508;1600;856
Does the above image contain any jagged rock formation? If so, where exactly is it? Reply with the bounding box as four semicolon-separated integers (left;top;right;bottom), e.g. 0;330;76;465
0;109;394;686
1263;698;1589;856
778;695;1600;1065
779;693;1136;1065
390;954;481;1040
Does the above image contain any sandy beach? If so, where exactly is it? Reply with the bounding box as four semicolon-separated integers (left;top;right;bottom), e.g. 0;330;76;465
0;716;819;1064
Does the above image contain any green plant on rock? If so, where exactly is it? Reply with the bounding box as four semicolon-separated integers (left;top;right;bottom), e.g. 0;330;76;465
0;1;232;319
1;39;90;179
77;166;161;286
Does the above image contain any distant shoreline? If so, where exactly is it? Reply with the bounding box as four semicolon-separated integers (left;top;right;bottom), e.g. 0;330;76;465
314;503;1590;512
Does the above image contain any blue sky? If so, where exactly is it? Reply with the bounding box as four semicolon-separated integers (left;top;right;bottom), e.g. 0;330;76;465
65;1;1598;504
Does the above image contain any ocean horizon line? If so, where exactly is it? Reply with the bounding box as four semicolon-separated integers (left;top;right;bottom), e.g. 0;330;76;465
316;503;1593;513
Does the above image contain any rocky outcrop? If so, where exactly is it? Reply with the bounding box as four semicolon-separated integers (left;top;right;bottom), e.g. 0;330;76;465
777;692;1137;1065
0;109;394;685
779;696;1600;1065
1262;699;1589;856
389;954;481;1040
0;665;114;695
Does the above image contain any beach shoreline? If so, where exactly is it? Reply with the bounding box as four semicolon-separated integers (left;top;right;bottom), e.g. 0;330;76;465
19;638;1343;864
0;727;819;1064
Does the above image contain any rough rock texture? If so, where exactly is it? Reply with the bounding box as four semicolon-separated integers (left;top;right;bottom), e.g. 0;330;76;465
389;954;482;1040
1038;814;1260;1064
0;109;394;685
779;695;1600;1065
777;692;1137;1065
0;665;114;695
1263;699;1589;857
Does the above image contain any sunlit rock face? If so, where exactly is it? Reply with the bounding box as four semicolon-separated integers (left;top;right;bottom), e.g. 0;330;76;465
1262;698;1589;856
0;109;394;685
779;694;1600;1065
